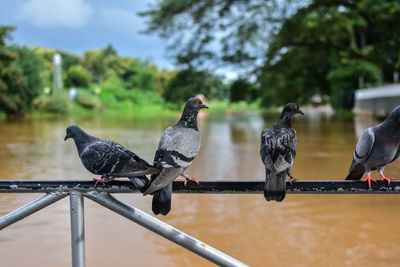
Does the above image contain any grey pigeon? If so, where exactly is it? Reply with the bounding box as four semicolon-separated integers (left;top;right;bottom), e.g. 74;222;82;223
260;103;303;202
346;105;400;188
143;97;208;215
64;125;160;191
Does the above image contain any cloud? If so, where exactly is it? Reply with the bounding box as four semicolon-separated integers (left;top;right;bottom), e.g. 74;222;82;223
19;0;93;28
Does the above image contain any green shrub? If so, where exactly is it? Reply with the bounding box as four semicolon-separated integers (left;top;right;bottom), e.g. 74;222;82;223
34;94;71;114
74;90;101;110
65;66;90;88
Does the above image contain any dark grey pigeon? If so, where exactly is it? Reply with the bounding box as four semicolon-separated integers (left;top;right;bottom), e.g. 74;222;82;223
143;97;208;215
64;125;160;191
346;105;400;188
260;103;304;202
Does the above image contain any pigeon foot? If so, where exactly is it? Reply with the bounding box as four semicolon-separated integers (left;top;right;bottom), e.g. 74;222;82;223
93;177;106;188
288;174;297;184
183;177;199;186
362;173;376;189
380;174;395;185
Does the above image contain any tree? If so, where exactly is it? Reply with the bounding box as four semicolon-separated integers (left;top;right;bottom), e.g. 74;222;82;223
140;0;294;69
142;0;400;109
163;67;223;103
0;27;44;117
65;66;90;88
230;79;258;102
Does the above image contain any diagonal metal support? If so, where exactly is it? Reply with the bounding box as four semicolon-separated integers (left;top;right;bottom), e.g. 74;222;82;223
70;192;85;267
0;191;67;230
84;191;248;267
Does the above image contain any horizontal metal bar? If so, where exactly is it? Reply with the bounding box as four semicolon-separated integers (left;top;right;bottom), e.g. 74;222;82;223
0;191;68;230
0;180;399;194
84;191;248;267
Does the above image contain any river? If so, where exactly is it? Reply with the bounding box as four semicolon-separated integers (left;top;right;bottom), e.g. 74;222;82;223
0;110;399;266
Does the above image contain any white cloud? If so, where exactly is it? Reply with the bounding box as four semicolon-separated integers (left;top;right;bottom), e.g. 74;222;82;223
19;0;92;28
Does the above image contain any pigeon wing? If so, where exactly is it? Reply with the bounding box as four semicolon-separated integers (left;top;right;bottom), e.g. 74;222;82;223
345;128;375;180
144;125;201;195
143;167;184;195
260;128;276;173
260;127;296;174
80;140;121;175
353;128;375;164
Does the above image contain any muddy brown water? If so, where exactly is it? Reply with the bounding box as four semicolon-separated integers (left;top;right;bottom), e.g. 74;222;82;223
0;111;399;266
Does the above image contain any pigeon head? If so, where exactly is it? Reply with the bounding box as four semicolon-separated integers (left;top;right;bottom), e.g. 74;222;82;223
178;97;208;130
185;97;208;111
64;125;91;143
282;103;304;117
276;103;303;128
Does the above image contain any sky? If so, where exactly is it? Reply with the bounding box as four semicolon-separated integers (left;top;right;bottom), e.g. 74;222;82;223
0;0;174;69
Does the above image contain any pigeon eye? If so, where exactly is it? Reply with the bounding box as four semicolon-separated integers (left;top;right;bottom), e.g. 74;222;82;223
194;99;199;105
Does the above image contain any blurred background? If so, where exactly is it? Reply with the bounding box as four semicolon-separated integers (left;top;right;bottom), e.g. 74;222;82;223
0;0;400;266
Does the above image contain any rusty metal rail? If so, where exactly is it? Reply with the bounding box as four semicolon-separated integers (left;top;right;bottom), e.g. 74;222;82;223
0;179;399;193
1;179;399;267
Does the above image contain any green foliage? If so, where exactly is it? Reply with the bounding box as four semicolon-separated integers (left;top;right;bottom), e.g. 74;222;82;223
0;27;44;117
142;0;400;110
229;79;259;102
140;0;288;67
163;67;224;103
84;50;106;83
74;90;101;110
65;66;90;88
33;93;71;114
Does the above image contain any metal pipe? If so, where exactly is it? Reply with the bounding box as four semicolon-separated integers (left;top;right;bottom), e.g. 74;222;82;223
0;191;67;230
0;180;399;194
84;191;248;267
70;192;85;267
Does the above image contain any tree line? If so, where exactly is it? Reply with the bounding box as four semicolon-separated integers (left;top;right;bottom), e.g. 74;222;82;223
141;0;400;109
0;26;229;118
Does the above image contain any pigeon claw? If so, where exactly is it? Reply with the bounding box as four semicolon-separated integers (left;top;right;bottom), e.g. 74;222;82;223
93;177;106;188
184;177;199;187
380;174;395;185
288;175;297;185
362;174;377;189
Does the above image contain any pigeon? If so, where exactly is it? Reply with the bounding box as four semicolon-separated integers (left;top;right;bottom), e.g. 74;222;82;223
346;105;400;188
64;125;160;191
143;97;208;215
260;103;304;202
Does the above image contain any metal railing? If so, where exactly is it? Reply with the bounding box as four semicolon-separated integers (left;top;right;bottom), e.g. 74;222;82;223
0;179;399;267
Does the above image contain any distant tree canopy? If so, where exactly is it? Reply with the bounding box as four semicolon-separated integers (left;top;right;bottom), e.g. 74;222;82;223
141;0;400;109
65;66;90;88
163;67;226;103
0;27;44;117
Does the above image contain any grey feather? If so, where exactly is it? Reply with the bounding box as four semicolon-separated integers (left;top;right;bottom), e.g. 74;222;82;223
346;105;400;181
145;97;207;215
65;125;159;191
260;103;303;202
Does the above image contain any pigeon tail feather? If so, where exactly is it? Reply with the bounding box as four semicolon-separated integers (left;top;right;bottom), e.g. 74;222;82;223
129;176;149;193
264;170;286;202
345;159;365;180
152;183;172;216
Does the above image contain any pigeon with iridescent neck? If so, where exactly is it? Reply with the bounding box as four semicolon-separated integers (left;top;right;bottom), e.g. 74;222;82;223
143;97;208;215
346;105;400;188
64;125;160;191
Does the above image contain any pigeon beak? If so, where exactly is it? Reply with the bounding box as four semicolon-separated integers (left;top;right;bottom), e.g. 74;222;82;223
200;104;209;109
64;134;69;141
298;109;304;115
